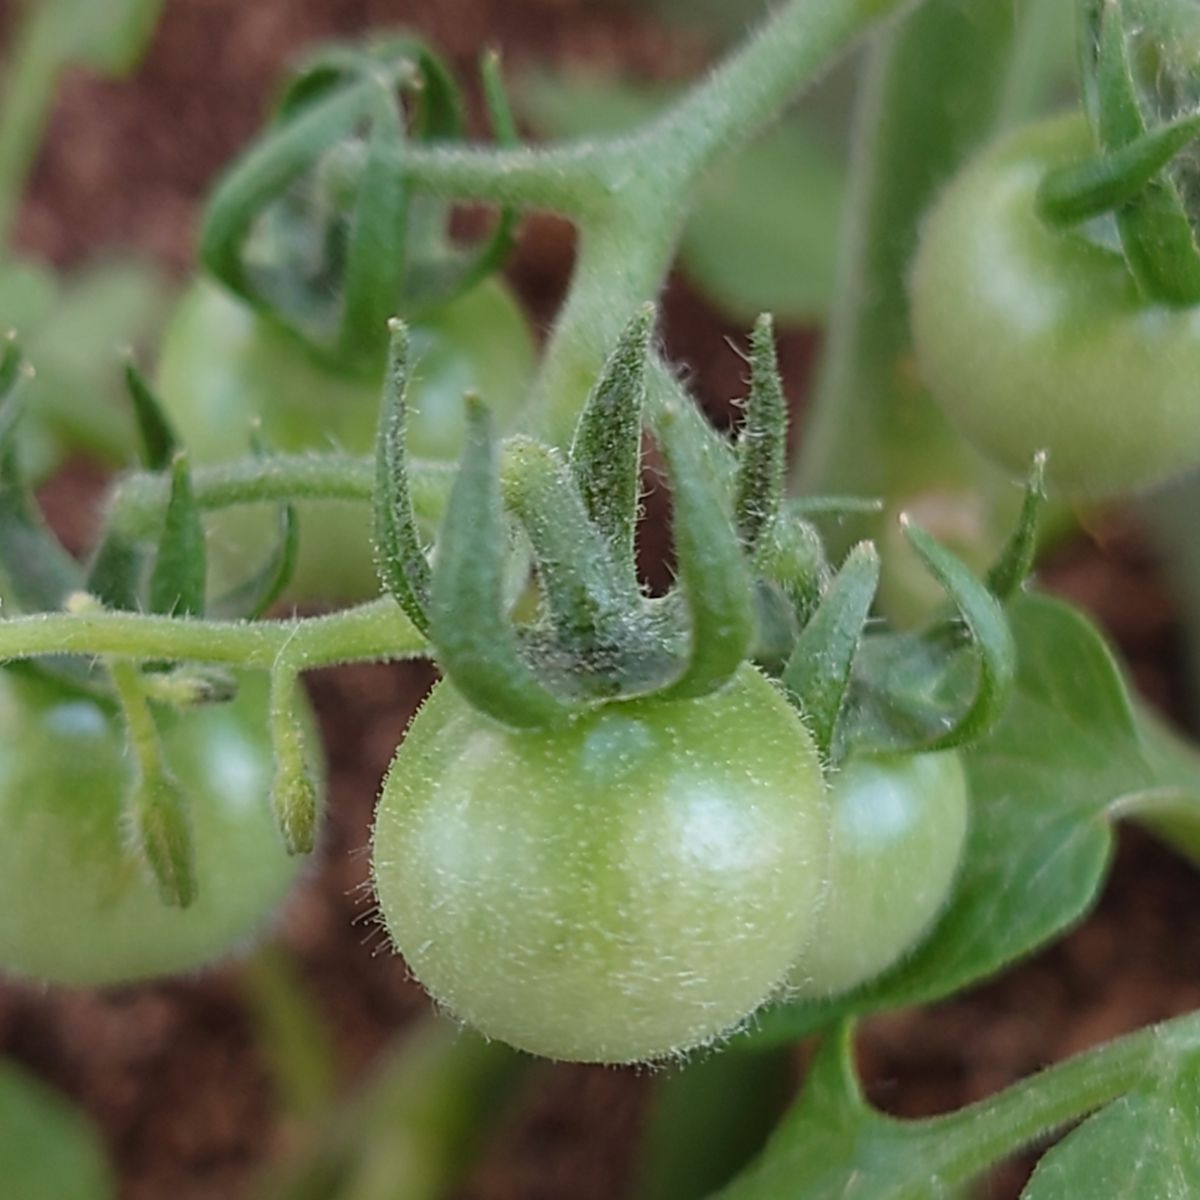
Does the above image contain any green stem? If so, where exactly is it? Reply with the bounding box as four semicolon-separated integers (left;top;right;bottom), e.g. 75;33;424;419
523;0;914;447
0;597;426;670
919;1010;1200;1182
105;453;453;538
0;2;69;250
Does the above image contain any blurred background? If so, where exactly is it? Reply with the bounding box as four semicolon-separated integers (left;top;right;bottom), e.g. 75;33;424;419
0;1;1198;1198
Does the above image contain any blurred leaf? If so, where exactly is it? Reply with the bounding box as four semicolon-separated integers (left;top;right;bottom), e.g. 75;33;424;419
21;259;169;469
518;72;844;321
0;259;59;332
0;1061;114;1200
744;593;1156;1045
1021;1050;1200;1198
622;0;769;39
41;0;166;76
633;1049;792;1200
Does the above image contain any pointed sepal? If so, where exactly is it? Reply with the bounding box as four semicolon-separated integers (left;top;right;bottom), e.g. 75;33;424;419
430;398;578;728
373;320;432;633
148;452;207;617
782;542;880;763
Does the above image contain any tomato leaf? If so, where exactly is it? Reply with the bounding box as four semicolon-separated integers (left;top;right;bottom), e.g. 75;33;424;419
1021;1049;1200;1199
0;1062;114;1200
516;73;844;322
744;592;1152;1045
714;1025;971;1200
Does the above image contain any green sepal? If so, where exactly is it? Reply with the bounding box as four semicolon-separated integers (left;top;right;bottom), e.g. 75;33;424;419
984;452;1047;604
337;86;408;367
84;530;144;613
781;542;880;764
269;668;321;855
901;518;1017;751
0;343;83;613
200;76;377;306
430;399;579;728
148;453;207;618
123;356;179;471
568;303;654;582
1037;110;1200;226
656;403;756;701
502;437;652;695
733;314;787;557
1086;0;1200;304
129;759;197;909
402;49;521;310
110;653;198;909
756;509;831;627
373;321;432;634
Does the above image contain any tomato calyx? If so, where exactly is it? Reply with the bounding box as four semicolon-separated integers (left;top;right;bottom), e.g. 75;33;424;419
199;34;519;374
374;303;1027;757
1034;0;1200;306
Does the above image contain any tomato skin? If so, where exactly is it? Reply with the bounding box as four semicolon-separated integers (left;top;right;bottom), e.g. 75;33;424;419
372;665;830;1064
787;750;968;999
0;669;307;987
156;277;536;601
911;112;1200;497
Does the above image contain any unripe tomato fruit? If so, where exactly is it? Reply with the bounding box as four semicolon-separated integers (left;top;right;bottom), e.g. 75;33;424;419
787;750;968;998
372;665;829;1064
157;277;536;601
911;112;1200;497
0;669;307;986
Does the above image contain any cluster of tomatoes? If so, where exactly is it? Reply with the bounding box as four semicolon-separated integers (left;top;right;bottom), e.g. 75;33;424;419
6;5;1195;1065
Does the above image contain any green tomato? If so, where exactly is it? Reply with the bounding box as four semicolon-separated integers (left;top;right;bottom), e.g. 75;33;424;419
156;276;536;601
0;669;308;987
788;750;968;999
372;664;829;1064
911;112;1200;497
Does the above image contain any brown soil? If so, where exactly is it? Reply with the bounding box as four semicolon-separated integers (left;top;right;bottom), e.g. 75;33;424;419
1;2;1198;1199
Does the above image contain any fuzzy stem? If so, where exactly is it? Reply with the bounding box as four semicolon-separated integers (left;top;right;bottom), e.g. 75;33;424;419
919;1012;1200;1183
0;597;426;671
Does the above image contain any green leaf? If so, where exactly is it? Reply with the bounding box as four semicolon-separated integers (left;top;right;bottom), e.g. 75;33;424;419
745;593;1153;1045
715;1026;968;1200
0;1063;114;1200
517;73;844;321
1021;1052;1200;1199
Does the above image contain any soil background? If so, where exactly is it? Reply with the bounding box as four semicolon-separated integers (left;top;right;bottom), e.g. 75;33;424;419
0;2;1198;1198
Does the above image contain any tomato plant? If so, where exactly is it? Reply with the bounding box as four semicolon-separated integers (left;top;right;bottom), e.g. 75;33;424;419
0;668;305;987
157;276;534;600
8;0;1200;1195
372;667;828;1064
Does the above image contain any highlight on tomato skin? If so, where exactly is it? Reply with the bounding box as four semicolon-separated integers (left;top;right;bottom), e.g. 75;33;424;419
786;749;969;1000
371;664;832;1065
910;112;1200;498
0;669;315;987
